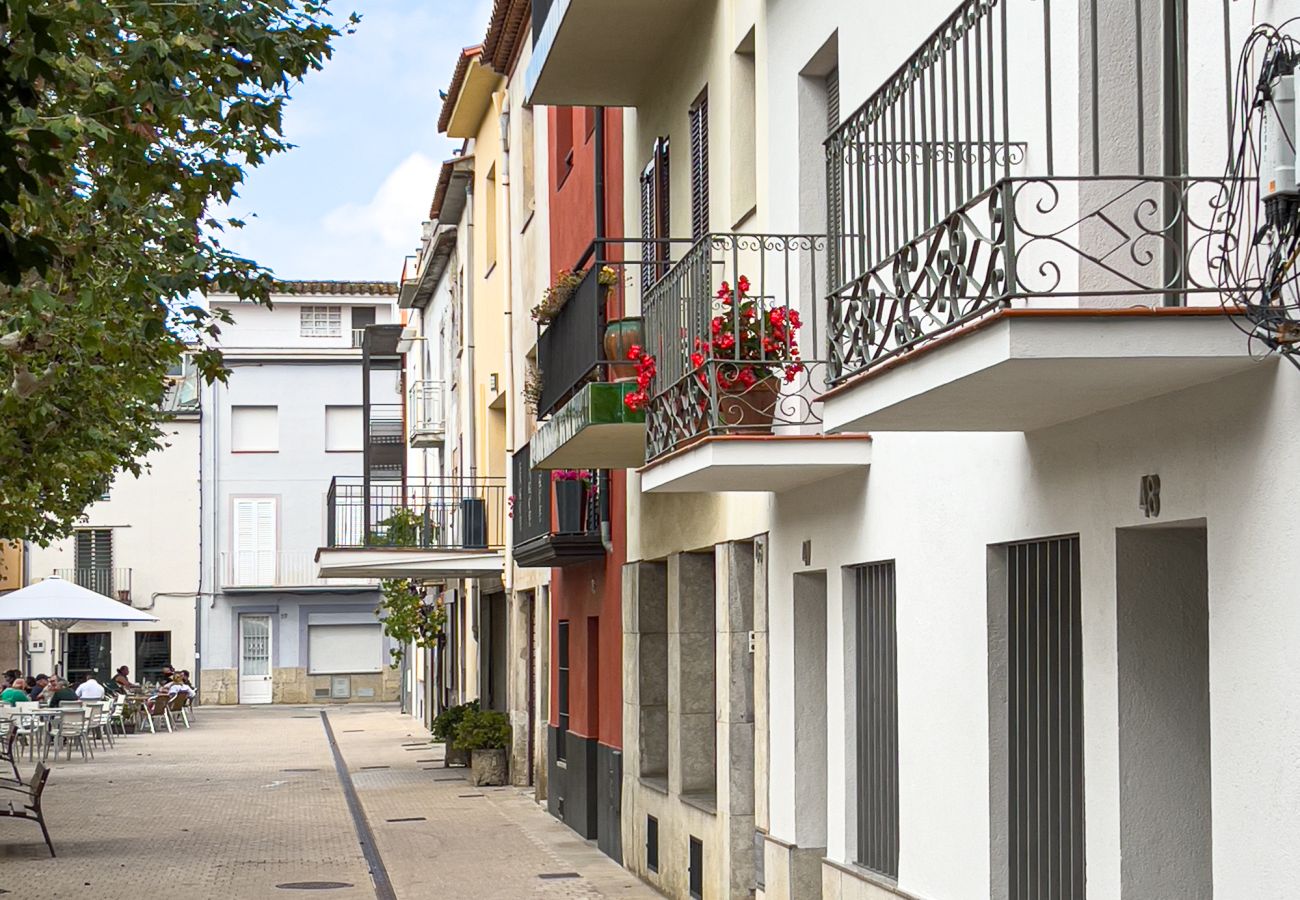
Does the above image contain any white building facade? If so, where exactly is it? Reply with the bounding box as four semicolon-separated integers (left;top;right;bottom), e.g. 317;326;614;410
26;367;202;686
198;282;401;705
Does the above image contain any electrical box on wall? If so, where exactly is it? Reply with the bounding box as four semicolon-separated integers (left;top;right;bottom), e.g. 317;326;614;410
28;639;45;653
331;676;351;699
1260;69;1298;215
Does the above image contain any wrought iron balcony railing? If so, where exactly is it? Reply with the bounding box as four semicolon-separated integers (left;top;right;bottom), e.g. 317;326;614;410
643;234;829;460
221;551;378;589
511;443;605;567
55;567;132;603
826;0;1236;384
326;476;507;551
408;380;445;446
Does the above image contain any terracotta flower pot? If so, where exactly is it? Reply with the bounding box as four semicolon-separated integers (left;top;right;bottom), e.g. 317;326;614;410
604;317;644;381
716;374;780;433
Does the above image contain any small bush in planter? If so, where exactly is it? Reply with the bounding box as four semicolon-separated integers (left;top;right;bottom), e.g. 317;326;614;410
453;708;511;786
432;700;478;766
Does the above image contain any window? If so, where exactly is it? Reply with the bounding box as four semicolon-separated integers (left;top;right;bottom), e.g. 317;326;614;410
231;498;277;587
688;836;704;899
325;405;363;452
230;405;279;452
521;106;537;217
1007;537;1084;900
135;631;172;683
74;529;114;597
689;89;710;239
557;619;570;761
647;816;660;873
308;623;382;674
300;305;342;337
731;36;757;223
485;164;498;271
854;560;899;878
640;137;670;290
67;632;111;684
553;107;574;184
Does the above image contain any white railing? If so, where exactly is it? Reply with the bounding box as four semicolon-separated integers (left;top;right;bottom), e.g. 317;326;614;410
221;551;377;589
408;379;445;445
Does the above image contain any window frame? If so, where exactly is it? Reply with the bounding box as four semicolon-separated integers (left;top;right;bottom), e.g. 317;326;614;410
300;305;343;338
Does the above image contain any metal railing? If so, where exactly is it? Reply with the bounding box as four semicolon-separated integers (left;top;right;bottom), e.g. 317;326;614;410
351;328;367;348
326;476;507;551
408;380;445;444
220;551;378;589
511;443;603;547
642;233;830;460
826;0;1237;383
535;238;694;419
55;567;132;603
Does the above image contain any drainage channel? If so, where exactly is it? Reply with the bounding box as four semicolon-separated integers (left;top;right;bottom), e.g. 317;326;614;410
319;710;397;900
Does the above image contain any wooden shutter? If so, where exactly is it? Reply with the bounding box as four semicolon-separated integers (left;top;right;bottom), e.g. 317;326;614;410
640;159;657;291
233;498;277;586
689;91;709;239
826;67;840;133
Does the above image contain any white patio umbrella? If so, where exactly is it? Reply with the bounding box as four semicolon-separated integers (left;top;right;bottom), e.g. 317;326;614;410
0;575;159;676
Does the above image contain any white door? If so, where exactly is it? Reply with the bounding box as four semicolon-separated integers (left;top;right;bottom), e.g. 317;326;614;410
238;614;273;704
233;498;277;586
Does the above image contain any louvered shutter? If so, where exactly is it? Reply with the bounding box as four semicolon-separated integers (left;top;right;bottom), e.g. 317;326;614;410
826;68;843;290
826;68;840;133
640;160;656;291
74;529;113;595
689;92;709;239
233;498;276;586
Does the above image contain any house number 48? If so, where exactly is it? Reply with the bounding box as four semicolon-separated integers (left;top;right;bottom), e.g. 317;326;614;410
1139;474;1161;518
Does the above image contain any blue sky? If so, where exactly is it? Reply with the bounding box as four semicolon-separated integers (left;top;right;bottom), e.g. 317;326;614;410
223;0;493;282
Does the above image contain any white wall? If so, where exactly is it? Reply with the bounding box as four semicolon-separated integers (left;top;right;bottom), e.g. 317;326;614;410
212;296;397;350
27;416;201;678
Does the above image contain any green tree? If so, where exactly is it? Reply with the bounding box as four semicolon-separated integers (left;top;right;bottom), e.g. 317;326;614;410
0;0;354;543
377;578;446;666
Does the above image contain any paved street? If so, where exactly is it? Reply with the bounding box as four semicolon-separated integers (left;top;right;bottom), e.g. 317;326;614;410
0;705;659;899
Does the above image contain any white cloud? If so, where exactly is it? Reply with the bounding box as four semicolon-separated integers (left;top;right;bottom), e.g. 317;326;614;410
322;151;438;252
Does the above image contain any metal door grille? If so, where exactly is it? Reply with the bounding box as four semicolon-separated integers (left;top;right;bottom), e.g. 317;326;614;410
854;561;898;877
1008;536;1085;900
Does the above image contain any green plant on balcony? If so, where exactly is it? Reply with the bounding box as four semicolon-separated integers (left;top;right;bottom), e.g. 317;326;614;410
369;507;425;547
531;268;584;323
377;578;447;666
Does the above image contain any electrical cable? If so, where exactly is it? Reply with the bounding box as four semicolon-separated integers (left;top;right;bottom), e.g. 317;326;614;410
1214;18;1300;368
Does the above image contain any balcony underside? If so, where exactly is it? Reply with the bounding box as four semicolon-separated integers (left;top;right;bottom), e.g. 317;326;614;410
315;547;504;581
409;428;444;449
513;533;606;568
638;435;872;494
823;310;1259;434
531;382;646;470
526;0;699;105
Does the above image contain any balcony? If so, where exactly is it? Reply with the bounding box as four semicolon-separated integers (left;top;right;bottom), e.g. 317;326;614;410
822;0;1254;434
316;476;507;580
221;551;377;591
525;0;701;106
511;443;605;568
408;380;445;448
54;568;132;604
530;240;680;471
638;234;871;494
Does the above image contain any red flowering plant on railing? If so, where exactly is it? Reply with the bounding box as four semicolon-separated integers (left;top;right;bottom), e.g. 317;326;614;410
690;275;805;391
622;345;656;412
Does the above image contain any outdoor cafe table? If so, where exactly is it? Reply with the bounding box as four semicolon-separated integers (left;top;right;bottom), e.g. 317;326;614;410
15;708;63;762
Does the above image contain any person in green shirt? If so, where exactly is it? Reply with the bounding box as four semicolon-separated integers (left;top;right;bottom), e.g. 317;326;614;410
47;678;79;707
1;678;30;705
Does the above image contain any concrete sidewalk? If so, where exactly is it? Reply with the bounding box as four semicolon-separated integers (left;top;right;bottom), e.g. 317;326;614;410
0;704;658;899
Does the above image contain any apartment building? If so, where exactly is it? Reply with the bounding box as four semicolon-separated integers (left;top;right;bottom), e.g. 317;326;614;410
26;367;201;686
199;282;400;705
527;1;1300;900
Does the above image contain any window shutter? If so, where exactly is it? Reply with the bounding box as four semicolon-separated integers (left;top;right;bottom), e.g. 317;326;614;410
233;499;277;585
826;67;840;134
640;160;656;291
689;91;709;239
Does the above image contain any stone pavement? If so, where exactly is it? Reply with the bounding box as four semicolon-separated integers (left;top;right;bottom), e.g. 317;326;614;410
0;704;661;900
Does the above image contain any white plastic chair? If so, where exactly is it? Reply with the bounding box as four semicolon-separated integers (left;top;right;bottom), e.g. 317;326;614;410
53;709;93;761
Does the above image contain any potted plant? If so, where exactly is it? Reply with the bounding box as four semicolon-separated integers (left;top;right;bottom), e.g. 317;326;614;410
552;470;589;533
453;707;511;786
432;700;478;767
689;275;805;432
531;268;584;324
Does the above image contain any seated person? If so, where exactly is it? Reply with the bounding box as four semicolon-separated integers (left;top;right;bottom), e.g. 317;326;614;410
0;678;29;705
47;678;79;707
112;665;138;693
28;674;49;700
75;673;107;701
167;676;195;698
179;670;193;687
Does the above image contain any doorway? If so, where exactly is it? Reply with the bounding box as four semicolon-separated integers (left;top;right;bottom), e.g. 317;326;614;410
239;614;273;704
1116;522;1211;899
